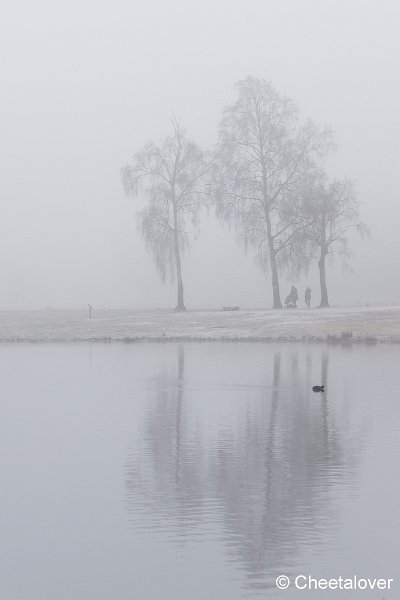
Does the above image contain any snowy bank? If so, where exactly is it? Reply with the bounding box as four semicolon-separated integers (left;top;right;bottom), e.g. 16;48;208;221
0;306;399;343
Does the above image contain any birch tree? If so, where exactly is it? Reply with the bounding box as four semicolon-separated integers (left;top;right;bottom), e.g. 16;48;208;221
303;178;369;307
122;119;209;311
213;77;332;308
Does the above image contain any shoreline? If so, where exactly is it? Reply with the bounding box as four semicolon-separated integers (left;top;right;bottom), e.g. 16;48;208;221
0;306;399;344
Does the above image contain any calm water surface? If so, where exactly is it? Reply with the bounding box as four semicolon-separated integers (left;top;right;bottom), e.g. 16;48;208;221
0;343;399;599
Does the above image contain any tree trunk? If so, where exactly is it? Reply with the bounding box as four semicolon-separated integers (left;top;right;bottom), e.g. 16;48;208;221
318;249;329;307
270;251;282;309
172;202;186;312
318;207;329;308
266;221;282;309
260;143;282;309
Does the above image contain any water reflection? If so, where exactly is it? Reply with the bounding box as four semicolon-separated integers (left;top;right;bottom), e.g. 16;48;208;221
125;344;364;591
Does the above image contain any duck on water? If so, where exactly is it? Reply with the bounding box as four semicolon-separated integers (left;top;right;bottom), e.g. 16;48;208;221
312;385;325;392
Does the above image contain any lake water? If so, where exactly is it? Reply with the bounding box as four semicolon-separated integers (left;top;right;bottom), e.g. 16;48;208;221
0;342;399;599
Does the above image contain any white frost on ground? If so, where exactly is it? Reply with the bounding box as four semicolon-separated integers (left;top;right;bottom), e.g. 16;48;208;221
0;306;399;342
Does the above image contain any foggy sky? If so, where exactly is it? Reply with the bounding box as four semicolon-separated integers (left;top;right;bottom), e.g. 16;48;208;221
1;0;399;309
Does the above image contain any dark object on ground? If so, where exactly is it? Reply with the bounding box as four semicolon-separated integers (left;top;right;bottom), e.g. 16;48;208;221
312;385;325;392
305;286;312;309
222;306;240;311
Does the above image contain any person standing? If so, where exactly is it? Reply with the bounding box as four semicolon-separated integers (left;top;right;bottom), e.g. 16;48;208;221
305;286;312;309
290;285;298;308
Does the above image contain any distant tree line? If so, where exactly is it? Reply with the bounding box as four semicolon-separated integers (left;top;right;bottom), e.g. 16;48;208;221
122;76;368;311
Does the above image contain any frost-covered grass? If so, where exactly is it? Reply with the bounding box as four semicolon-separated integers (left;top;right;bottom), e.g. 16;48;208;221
0;305;400;343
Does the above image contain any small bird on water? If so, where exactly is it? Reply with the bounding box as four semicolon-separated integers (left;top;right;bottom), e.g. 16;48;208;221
312;385;325;392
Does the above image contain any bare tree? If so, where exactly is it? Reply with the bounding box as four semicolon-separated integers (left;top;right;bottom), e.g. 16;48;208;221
122;118;209;311
213;76;332;308
302;178;369;307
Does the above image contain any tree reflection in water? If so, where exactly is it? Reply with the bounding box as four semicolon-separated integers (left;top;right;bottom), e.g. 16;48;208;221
125;344;363;590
